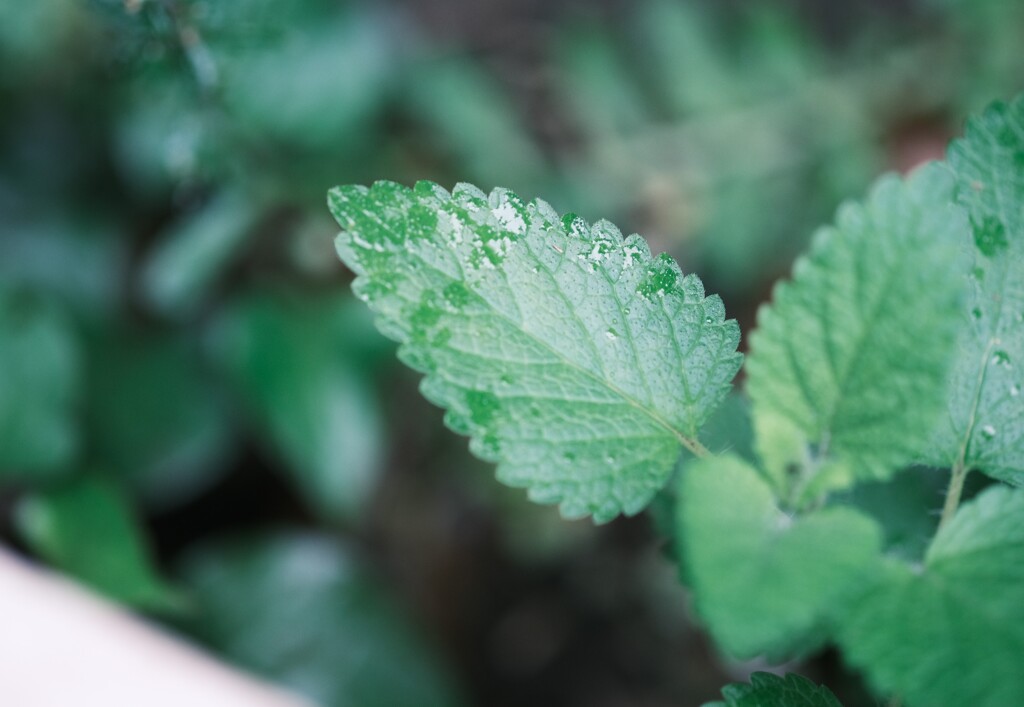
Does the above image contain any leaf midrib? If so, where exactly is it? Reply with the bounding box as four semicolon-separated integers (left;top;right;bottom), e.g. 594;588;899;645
372;212;709;458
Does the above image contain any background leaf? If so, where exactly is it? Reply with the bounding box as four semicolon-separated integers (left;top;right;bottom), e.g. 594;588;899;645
213;290;385;522
84;327;232;510
141;190;260;318
14;475;180;610
178;531;465;707
0;288;79;479
330;180;742;521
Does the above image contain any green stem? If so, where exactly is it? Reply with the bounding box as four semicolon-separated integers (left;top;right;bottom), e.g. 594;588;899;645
938;461;970;531
681;436;711;459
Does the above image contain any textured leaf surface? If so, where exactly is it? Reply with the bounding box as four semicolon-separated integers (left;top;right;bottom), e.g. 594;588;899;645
141;190;258;317
838;485;1024;707
329;181;741;521
929;97;1024;484
15;476;180;610
747;165;969;489
704;672;843;707
677;455;882;659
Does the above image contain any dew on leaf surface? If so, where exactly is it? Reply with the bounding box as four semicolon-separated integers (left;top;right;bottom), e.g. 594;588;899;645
991;350;1012;369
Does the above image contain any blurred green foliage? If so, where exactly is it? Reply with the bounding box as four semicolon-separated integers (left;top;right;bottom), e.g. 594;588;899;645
14;475;182;610
1;0;1022;705
179;531;465;706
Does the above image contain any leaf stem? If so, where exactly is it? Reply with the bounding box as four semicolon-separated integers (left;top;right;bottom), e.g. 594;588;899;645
681;436;711;459
938;460;970;531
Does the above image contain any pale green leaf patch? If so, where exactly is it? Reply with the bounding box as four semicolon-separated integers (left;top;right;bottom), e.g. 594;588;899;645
15;476;182;611
838;484;1024;707
329;180;742;522
677;454;882;659
0;288;79;479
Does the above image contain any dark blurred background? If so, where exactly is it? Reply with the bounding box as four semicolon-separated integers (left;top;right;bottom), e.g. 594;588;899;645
1;0;1021;704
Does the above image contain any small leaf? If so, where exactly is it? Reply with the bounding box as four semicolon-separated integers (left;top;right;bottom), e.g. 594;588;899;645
838;484;1024;707
14;475;180;611
406;60;547;192
329;181;742;521
178;532;465;707
0;288;79;479
677;454;882;659
141;190;258;317
213;290;385;522
746;164;970;493
929;95;1024;484
85;327;232;510
704;671;844;707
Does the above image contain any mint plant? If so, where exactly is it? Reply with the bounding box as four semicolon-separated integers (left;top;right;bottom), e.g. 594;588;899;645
329;94;1024;706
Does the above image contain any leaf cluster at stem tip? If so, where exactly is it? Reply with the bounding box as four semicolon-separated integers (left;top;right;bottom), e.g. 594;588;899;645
329;91;1024;706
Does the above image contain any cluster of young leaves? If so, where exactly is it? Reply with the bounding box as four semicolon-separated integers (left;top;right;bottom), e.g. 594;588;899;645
331;93;1024;705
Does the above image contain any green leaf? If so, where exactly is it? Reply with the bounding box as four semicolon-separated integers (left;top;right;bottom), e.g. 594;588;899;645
677;454;882;659
558;27;651;140
178;531;465;707
838;484;1024;707
0;0;89;75
698;391;755;463
0;288;79;479
85;327;232;510
213;9;396;152
704;672;843;707
406;60;547;193
213;290;384;522
638;0;738;115
14;475;180;611
141;190;259;318
0;212;124;317
115;75;214;196
329;181;742;521
834;466;943;563
746;165;970;494
929;96;1024;484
